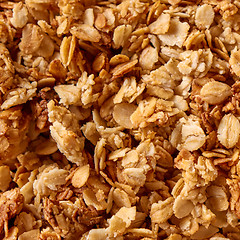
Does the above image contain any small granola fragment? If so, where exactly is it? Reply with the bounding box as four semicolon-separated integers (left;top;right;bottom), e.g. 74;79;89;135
173;196;194;219
33;164;68;198
107;207;136;237
139;46;159;70
0;106;31;167
70;24;101;43
60;36;76;67
230;50;240;77
178;49;213;77
1;80;37;110
111;59;138;79
0;166;11;191
18;229;39;240
206;185;229;212
0;188;24;236
39;228;61;240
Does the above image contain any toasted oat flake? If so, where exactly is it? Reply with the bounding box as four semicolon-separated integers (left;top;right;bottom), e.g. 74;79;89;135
71;165;90;188
195;4;215;30
149;13;171;35
170;117;206;151
150;197;174;224
217;114;240;149
113;103;137;129
10;2;28;28
230;50;240;77
158;18;190;48
70;24;101;42
200;81;232;105
0;166;11;191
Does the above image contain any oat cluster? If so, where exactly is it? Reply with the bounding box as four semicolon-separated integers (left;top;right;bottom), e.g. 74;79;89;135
1;0;240;239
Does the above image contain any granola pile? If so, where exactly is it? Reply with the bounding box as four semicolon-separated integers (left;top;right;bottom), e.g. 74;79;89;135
1;0;240;239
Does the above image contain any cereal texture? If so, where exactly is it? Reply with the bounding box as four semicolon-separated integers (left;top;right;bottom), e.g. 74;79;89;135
0;0;240;239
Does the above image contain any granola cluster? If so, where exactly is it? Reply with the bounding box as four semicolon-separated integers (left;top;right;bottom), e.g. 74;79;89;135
1;0;240;239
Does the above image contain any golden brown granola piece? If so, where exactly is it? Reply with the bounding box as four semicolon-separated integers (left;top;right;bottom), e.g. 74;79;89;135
19;24;54;58
39;228;61;240
0;188;24;236
47;100;86;166
0;106;31;168
0;166;11;191
43;197;102;238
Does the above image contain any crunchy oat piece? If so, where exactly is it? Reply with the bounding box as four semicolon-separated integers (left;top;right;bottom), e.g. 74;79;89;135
70;24;101;43
107;206;136;237
195;4;215;30
113;24;132;49
218;1;238;20
217;114;240;149
0;166;11;192
18;229;39;240
71;164;90;188
60;36;76;67
19;24;54;58
48;100;86;165
39;228;61;240
139;46;159;70
149;13;171;35
150;197;174;224
14;212;39;236
85;229;107;240
200;81;232;105
206;185;229;212
230;50;240;77
139;46;158;70
54;72;99;107
170;116;206;151
0;106;31;167
10;2;28;29
178;49;213;77
114;77;145;104
173;196;194;219
111;59;138;79
113;103;137;129
1;80;37;110
158;18;190;48
33;164;68;197
0;188;24;236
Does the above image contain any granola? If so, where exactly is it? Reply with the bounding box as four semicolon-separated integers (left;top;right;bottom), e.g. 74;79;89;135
1;0;240;239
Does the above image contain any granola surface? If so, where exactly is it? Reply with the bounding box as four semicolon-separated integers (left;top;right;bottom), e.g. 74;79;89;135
1;0;240;239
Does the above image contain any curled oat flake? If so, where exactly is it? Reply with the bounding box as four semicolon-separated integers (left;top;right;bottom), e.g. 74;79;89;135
1;0;240;239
